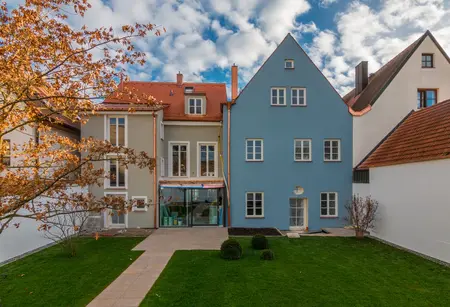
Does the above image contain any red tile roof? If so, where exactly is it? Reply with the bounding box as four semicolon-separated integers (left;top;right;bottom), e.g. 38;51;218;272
344;31;450;112
103;81;227;122
358;99;450;169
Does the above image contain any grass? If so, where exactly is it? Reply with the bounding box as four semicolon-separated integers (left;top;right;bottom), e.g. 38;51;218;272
141;237;450;307
0;237;144;307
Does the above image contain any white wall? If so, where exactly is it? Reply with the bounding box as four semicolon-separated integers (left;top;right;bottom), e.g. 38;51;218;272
353;183;370;198
353;36;450;166
369;159;450;263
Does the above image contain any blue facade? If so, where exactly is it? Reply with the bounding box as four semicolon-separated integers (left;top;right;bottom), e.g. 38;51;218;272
224;34;353;231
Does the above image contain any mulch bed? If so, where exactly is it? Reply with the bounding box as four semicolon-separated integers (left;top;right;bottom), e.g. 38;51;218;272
228;227;282;236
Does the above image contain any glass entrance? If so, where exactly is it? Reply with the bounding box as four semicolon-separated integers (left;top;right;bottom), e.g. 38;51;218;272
189;189;220;226
290;198;306;230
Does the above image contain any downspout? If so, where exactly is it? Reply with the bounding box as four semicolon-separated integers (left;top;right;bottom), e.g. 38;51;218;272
153;112;158;228
227;105;231;227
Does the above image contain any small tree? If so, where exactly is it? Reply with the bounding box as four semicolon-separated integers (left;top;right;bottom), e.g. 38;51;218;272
345;195;379;239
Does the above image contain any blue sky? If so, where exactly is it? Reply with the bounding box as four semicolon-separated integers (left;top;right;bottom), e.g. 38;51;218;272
9;0;450;95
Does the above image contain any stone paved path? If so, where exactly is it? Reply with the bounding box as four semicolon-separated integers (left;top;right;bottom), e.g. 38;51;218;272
87;227;228;307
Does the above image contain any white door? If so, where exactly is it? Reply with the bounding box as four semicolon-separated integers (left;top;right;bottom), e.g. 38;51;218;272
105;193;127;228
289;198;307;231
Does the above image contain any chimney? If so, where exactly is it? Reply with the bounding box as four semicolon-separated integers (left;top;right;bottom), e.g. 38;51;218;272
355;61;368;95
176;71;183;86
231;64;238;100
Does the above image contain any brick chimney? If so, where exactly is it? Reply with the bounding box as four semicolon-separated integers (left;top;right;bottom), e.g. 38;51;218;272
355;61;368;96
231;64;238;100
176;71;183;86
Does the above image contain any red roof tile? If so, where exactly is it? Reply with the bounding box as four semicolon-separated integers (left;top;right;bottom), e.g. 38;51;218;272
358;99;450;169
103;81;226;122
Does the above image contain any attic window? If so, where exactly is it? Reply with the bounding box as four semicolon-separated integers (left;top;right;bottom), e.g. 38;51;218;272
184;87;194;93
285;59;294;69
422;54;434;68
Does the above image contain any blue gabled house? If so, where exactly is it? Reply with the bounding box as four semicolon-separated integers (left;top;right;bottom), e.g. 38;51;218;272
223;33;352;231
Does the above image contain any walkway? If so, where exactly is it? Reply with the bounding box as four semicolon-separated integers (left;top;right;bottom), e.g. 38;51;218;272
87;227;228;307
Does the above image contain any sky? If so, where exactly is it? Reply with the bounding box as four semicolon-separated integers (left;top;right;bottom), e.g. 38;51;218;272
9;0;450;96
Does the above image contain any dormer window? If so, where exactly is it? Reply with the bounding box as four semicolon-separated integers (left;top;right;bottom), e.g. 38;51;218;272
422;54;434;68
285;59;294;69
185;86;194;93
188;97;203;115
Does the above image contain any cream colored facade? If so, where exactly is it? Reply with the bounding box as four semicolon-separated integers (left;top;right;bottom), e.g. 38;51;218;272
353;36;450;166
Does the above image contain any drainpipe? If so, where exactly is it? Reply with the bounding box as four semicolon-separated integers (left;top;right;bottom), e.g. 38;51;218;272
153;112;158;228
227;105;231;227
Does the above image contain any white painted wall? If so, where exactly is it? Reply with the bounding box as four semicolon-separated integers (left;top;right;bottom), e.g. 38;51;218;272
368;159;450;263
353;183;370;198
353;36;450;166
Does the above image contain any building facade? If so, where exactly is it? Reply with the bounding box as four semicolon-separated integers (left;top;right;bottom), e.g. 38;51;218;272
224;34;353;231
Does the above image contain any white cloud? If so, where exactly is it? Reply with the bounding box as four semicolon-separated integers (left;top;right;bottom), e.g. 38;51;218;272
318;0;339;8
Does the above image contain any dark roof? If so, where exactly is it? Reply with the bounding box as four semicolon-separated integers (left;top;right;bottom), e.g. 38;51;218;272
103;81;226;122
358;99;450;169
344;30;450;112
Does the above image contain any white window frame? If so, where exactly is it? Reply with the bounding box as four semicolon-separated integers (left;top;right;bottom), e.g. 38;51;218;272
245;139;264;162
324;139;341;162
104;155;128;189
132;196;148;212
168;141;190;177
320;192;338;217
197;142;218;177
105;115;127;147
271;87;286;106
291;88;306;106
187;97;204;115
160;157;165;177
285;59;294;69
104;192;128;228
294;139;312;162
160;121;164;140
245;192;264;218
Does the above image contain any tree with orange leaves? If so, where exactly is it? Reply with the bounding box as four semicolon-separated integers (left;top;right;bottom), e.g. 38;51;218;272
0;0;164;234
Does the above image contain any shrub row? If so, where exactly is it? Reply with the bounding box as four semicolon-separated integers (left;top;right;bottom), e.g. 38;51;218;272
220;235;274;261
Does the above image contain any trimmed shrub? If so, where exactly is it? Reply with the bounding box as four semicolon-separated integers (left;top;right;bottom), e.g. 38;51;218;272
260;249;274;261
220;239;242;260
251;234;269;250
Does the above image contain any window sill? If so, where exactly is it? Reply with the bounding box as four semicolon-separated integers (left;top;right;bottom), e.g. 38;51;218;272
320;216;339;219
294;160;312;162
284;67;295;70
421;67;435;69
105;186;128;190
132;208;148;212
324;160;341;163
291;104;307;107
245;216;265;219
246;160;264;162
270;104;287;107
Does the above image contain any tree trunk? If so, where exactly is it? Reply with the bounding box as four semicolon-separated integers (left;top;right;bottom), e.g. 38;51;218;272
355;230;365;239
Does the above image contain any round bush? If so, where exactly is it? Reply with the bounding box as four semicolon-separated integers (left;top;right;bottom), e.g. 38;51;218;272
260;249;274;261
251;234;269;250
220;239;242;260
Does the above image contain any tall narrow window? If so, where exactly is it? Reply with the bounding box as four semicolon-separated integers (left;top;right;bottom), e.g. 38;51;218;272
199;143;216;177
188;98;203;115
170;142;188;177
291;88;306;106
417;89;437;108
294;139;311;161
290;198;305;228
107;157;126;188
421;54;433;68
246;192;264;217
271;88;286;105
109;117;125;146
320;192;338;217
246;139;263;161
1;139;11;166
324;139;341;161
105;193;127;226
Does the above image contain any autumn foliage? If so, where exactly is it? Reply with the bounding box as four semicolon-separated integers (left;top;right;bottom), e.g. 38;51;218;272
0;0;164;233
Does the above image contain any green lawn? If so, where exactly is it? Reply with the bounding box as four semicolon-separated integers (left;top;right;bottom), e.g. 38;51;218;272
142;237;450;307
0;237;144;307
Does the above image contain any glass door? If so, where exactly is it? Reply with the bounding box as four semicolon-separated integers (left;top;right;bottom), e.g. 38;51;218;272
189;189;220;226
290;198;306;231
160;188;188;227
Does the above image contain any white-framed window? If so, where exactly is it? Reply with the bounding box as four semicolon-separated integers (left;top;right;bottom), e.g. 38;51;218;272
271;88;286;105
292;88;306;106
104;192;128;228
107;116;126;146
169;141;189;177
324;139;341;161
105;156;127;188
246;139;263;161
188;98;203;115
198;142;217;177
160;157;165;177
294;139;311;161
160;121;164;140
132;196;148;212
246;192;264;217
1;139;11;166
320;192;338;217
285;59;294;69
